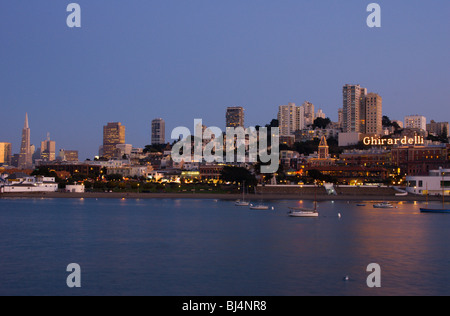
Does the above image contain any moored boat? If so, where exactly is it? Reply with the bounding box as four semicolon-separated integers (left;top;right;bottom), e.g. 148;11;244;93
373;202;394;208
250;204;270;210
288;207;319;217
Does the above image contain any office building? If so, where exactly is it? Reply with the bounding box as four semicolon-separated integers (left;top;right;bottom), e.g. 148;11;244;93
18;113;33;169
151;118;166;145
365;93;383;135
404;115;427;131
59;150;79;162
40;133;56;162
226;107;245;128
0;143;12;165
102;122;126;159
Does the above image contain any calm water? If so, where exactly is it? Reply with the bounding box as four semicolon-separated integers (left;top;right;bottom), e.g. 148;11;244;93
0;197;449;296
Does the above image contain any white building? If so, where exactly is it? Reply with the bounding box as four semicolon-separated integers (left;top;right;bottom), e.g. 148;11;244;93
404;115;427;131
278;103;305;136
65;184;85;193
316;108;326;119
406;168;450;196
0;175;58;193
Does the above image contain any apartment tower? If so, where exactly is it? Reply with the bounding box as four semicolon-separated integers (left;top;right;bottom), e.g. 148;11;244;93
151;118;166;145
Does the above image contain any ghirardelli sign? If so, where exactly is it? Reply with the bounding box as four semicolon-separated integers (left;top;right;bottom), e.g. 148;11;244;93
363;136;425;146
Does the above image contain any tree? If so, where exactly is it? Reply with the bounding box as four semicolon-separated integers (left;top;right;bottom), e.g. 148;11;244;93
220;166;257;186
31;167;60;182
382;115;392;128
312;117;331;129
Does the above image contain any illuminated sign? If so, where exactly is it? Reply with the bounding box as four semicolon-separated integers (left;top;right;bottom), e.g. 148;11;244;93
363;136;424;146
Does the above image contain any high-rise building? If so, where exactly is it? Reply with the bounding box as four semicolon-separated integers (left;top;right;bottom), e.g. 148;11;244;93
102;122;126;158
278;103;305;136
0;143;12;165
226;107;245;128
303;101;315;126
151;118;166;145
18;113;33;169
365;93;383;135
40;133;56;162
404;115;427;131
342;84;367;133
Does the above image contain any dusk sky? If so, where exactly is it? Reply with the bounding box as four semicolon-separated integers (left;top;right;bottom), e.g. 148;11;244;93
0;0;449;159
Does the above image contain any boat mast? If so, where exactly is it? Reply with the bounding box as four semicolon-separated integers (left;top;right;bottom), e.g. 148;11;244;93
314;181;317;211
442;170;445;207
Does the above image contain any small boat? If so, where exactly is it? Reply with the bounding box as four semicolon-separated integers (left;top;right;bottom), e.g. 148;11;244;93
235;181;249;206
288;184;319;217
420;208;450;214
356;203;366;206
250;204;270;210
288;207;319;217
373;202;394;209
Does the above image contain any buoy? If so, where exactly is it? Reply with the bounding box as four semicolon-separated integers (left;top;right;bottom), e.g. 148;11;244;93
271;206;275;210
338;213;342;218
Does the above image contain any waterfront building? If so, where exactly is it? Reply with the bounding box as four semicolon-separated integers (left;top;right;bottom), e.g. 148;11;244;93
151;118;166;145
406;168;450;196
404;115;427;131
391;144;450;176
307;136;336;167
340;149;391;167
0;174;58;193
199;164;224;181
38;162;102;177
304;165;388;184
18;113;33;169
0;143;12;166
102;122;126;159
226;107;245;128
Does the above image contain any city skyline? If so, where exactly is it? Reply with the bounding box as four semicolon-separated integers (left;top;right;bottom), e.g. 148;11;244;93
0;1;449;159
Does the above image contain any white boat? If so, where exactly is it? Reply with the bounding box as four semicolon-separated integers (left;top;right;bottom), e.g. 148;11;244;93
288;207;319;217
235;181;249;206
373;202;394;208
249;203;270;210
288;184;319;217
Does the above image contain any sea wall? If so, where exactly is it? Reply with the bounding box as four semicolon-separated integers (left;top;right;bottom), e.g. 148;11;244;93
255;185;398;196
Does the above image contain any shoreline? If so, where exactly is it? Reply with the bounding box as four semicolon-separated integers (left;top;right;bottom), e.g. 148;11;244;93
0;191;441;202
